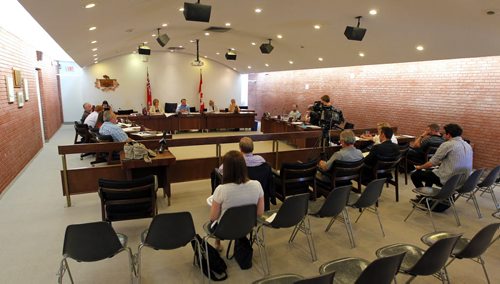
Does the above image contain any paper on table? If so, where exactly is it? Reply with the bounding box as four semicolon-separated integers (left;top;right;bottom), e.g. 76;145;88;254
265;213;277;223
206;195;213;206
306;125;321;129
122;127;141;133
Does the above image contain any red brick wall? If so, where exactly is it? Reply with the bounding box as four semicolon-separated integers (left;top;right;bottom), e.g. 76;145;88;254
249;56;500;168
0;27;61;193
38;61;63;140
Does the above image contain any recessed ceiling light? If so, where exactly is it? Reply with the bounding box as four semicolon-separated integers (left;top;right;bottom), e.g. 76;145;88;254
277;34;283;39
204;55;208;58
369;9;378;15
251;42;256;46
144;41;148;44
318;57;323;61
416;45;424;51
93;54;98;57
85;3;95;9
255;8;262;13
91;40;97;44
94;61;98;64
314;25;321;30
233;68;237;71
178;45;183;48
190;40;195;43
204;32;210;36
132;50;137;54
88;26;96;31
162;23;168;27
92;48;98;51
225;23;231;27
248;66;252;69
230;47;235;51
216;52;220;55
94;58;99;61
288;60;294;64
265;63;269;67
359;52;365;57
152;34;156;37
179;7;184;12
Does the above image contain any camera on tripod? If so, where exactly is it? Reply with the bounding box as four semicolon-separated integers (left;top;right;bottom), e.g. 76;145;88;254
311;101;345;130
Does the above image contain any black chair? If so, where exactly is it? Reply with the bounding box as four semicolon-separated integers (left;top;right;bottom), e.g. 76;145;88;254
189;106;196;112
252;273;304;284
164;102;177;113
116;109;134;115
294;271;335;284
421;223;500;284
406;145;439;183
397;142;410;184
309;185;355;248
202;204;267;279
453;169;484;218
57;221;135;284
74;121;96;159
474;165;500;209
273;159;318;201
366;156;402;202
136;212;202;283
319;252;406;284
315;159;364;198
256;193;317;274
404;174;463;231
239;106;249;110
375;234;462;283
98;175;158;223
348;178;387;237
88;128;116;165
248;163;275;211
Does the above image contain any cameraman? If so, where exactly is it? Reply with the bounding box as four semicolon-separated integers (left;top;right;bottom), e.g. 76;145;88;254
320;95;344;128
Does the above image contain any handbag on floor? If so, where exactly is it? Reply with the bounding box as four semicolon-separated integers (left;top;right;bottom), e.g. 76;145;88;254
226;235;253;270
191;234;228;281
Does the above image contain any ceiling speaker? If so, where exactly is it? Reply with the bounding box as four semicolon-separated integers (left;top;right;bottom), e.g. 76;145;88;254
138;46;151;55
183;2;211;22
260;43;274;54
344;26;366;41
225;51;237;60
156;34;170;47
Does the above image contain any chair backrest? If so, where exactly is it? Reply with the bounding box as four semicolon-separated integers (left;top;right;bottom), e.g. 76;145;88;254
433;174;462;200
374;157;401;176
399;142;410;155
98;175;158;222
294;271;335;284
351;178;386;208
408;234;461;276
329;159;364;185
214;204;257;240
165;102;177;113
456;169;484;194
248;163;273;210
189;106;196;112
74;122;94;143
478;165;500;188
425;146;439;162
63;221;123;262
455;223;500;259
271;193;310;228
355;252;406;284
315;185;351;218
280;159;318;184
144;212;196;250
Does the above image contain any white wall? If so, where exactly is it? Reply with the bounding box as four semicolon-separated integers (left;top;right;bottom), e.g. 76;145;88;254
59;52;241;121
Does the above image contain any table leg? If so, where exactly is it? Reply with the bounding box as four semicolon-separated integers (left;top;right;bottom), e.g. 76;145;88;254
163;166;171;206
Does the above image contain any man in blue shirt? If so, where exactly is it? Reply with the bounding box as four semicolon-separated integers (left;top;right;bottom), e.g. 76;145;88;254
99;111;131;142
176;98;190;114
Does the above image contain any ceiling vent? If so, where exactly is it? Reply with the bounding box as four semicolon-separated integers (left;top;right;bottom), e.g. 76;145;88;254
204;26;232;33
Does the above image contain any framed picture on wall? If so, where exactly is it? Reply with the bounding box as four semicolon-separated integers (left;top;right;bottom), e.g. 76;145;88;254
5;76;15;103
17;91;24;108
23;78;29;101
13;68;22;88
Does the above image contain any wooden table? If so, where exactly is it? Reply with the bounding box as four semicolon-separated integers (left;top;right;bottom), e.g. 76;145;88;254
120;151;176;205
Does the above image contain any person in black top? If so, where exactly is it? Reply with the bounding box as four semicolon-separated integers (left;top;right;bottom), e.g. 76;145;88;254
407;123;445;166
361;127;401;183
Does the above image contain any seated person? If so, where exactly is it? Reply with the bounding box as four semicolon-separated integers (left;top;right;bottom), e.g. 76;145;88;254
80;102;92;123
149;98;164;114
99;111;132;142
361;127;401;183
209;150;264;251
228;99;240;113
102;100;111;111
316;130;364;185
176;98;190;114
288;104;301;122
83;105;103;128
207;100;219;112
360;122;398;144
407;123;445;166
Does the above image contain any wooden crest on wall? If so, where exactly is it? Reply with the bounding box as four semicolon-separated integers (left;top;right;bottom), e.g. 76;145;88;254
95;75;119;92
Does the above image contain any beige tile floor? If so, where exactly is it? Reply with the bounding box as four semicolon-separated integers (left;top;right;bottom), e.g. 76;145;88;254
0;125;498;283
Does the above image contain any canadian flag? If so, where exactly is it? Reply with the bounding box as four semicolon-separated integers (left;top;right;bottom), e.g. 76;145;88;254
199;69;204;113
146;68;152;107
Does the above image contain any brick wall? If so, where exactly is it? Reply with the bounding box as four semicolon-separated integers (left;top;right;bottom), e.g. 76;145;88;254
0;27;61;193
249;56;500;168
38;61;63;140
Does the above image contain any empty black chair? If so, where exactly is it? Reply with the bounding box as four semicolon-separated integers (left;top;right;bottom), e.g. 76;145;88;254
248;163;275;211
474;165;500;209
98;175;158;223
421;223;500;284
309;185;355;248
136;212;202;283
164;102;178;113
273;159;318;201
405;174;463;231
453;169;484;218
348;178;387;237
189;106;196;112
294;271;335;284
252;273;304;284
315;159;364;198
57;221;135;284
376;234;462;283
319;252;406;284
256;193;317;274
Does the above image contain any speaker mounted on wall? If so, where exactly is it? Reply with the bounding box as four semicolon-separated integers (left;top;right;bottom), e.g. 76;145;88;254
183;2;212;23
156;28;170;47
344;16;367;41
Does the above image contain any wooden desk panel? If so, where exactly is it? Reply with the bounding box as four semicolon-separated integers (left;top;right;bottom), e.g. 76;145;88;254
177;114;203;130
205;113;256;129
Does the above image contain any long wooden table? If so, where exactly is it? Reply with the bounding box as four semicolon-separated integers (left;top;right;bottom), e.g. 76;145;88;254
123;112;257;132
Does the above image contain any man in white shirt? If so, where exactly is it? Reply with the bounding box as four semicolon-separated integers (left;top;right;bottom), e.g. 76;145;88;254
288;104;301;121
83;105;103;128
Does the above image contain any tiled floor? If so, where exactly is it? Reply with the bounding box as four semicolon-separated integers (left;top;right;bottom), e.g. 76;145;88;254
0;125;498;283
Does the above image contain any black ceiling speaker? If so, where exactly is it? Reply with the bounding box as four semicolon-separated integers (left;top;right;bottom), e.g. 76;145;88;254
156;28;170;47
344;16;366;41
225;50;237;60
138;45;151;55
260;39;274;54
183;1;211;23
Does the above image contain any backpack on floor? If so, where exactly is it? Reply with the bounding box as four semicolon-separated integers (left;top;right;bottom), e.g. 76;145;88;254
191;234;228;281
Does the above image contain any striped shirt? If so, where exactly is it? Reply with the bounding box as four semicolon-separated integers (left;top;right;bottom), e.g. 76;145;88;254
218;153;266;174
430;136;473;184
99;122;128;142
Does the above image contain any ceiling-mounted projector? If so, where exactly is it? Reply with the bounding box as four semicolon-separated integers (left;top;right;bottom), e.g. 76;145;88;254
225;50;237;60
260;39;274;54
138;45;151;55
344;16;367;41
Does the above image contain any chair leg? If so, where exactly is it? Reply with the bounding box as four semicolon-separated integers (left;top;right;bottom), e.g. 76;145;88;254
289;222;301;243
325;216;336;232
203;237;212;284
470;193;483;218
354;208;366;223
404;206;417;222
478;257;491;284
136;245;143;284
488;186;499;209
406;275;416;283
57;258;73;284
125;247;136;283
426;199;437;232
254;226;270;275
372;206;386;237
342;209;356;248
303;217;317;262
448;197;461;227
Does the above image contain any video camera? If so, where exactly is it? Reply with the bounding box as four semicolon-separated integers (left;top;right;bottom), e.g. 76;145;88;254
311;101;344;129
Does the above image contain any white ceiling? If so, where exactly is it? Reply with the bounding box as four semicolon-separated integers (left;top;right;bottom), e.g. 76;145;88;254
18;0;500;74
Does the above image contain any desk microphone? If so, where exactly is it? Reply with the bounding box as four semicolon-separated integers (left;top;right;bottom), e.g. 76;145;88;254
158;131;168;153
